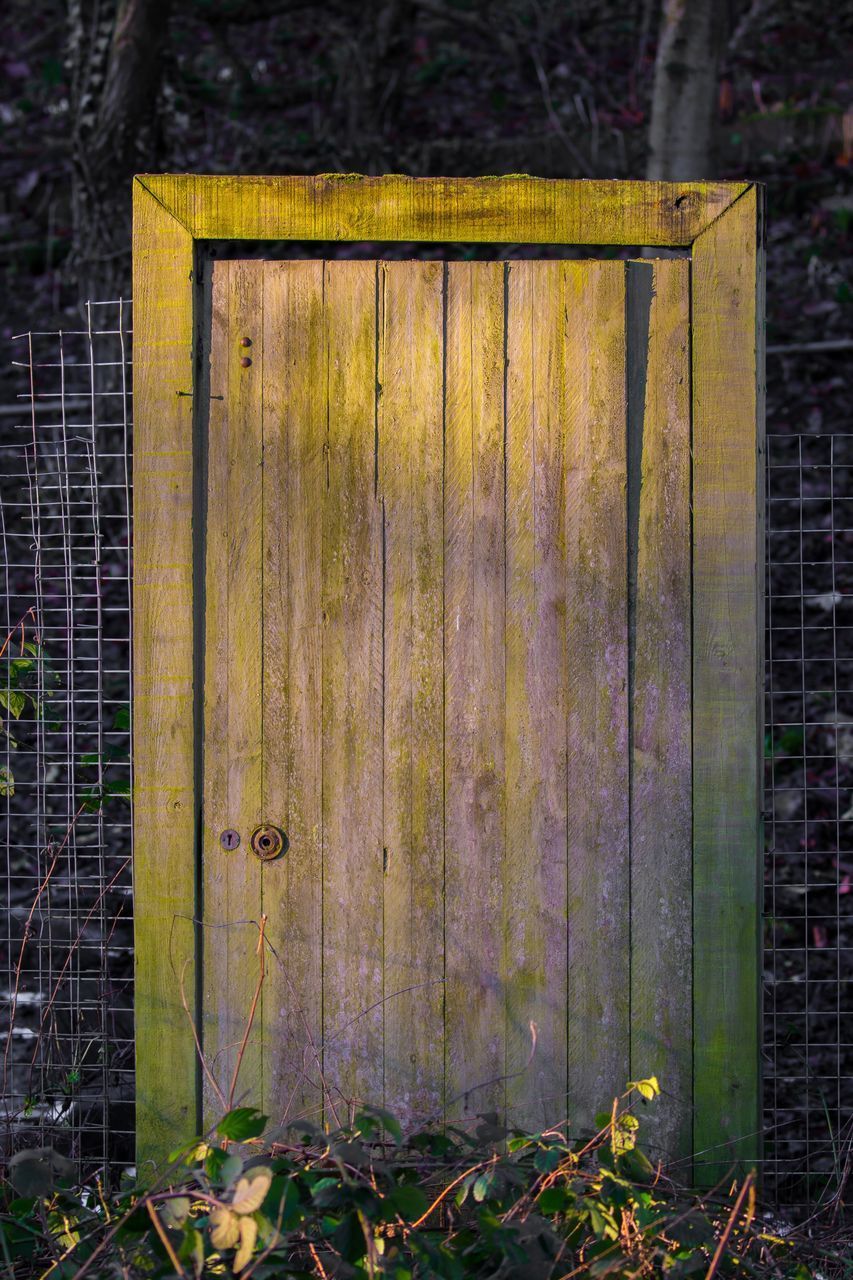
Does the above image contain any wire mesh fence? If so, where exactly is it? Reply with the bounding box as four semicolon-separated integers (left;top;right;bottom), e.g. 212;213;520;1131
1;305;850;1211
763;430;853;1213
1;302;134;1175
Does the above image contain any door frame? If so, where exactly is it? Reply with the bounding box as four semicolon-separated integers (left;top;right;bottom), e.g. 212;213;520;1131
132;174;765;1181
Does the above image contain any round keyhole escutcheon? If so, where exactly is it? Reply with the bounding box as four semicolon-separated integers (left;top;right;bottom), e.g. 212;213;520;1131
220;828;240;852
250;824;288;861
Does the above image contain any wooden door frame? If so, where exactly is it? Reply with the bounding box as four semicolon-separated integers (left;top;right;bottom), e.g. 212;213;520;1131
132;174;765;1181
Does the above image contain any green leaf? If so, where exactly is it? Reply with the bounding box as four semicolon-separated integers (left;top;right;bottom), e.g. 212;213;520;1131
628;1076;660;1101
534;1147;561;1174
217;1107;268;1142
266;1175;302;1230
112;704;131;732
219;1153;244;1187
79;787;103;814
8;1148;75;1198
334;1211;366;1264
506;1136;531;1153
537;1185;569;1215
333;1139;369;1167
0;765;14;797
454;1171;478;1207
160;1196;190;1228
179;1226;205;1278
472;1169;497;1202
0;688;26;719
310;1176;341;1209
386;1182;428;1221
355;1104;403;1144
618;1147;654;1182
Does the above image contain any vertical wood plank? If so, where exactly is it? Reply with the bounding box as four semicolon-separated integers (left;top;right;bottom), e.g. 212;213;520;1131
692;187;763;1182
260;262;325;1127
504;262;569;1131
201;260;265;1126
628;259;692;1163
379;262;445;1129
132;191;197;1166
322;261;384;1119
444;262;506;1122
565;261;630;1131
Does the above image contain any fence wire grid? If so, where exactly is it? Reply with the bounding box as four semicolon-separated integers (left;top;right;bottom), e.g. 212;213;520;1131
1;302;134;1171
1;303;851;1212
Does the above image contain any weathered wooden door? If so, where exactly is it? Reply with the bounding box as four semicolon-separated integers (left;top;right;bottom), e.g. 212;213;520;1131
133;175;763;1183
200;254;691;1149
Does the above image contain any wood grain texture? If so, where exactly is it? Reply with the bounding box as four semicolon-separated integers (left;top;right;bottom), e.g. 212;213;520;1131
131;186;197;1168
627;259;692;1164
321;261;385;1120
379;262;445;1128
138;174;747;247
443;262;507;1122
504;262;569;1131
565;262;630;1131
692;187;764;1183
260;262;325;1127
133;175;762;1172
201;261;265;1128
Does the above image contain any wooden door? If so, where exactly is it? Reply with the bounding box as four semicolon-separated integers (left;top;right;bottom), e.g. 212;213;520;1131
198;255;692;1156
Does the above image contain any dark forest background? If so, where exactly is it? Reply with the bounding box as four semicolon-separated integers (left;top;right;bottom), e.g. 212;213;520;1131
0;0;850;344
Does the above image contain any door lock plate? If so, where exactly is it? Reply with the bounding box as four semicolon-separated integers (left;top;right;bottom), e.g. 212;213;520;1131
250;824;288;861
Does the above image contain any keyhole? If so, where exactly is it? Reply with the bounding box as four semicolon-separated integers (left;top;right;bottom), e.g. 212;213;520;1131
220;829;240;851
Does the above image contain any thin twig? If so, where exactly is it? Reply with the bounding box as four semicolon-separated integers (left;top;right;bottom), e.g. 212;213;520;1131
704;1171;755;1280
308;1241;330;1279
1;806;81;1102
409;1159;491;1230
228;913;268;1111
0;606;37;659
145;1201;186;1278
28;854;132;1083
177;954;228;1113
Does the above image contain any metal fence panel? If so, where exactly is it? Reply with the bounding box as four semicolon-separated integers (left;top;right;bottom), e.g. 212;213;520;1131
1;303;134;1174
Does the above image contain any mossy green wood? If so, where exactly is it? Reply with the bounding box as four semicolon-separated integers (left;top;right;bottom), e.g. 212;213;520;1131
201;261;265;1127
132;175;763;1181
692;185;765;1185
320;261;386;1116
132;186;197;1173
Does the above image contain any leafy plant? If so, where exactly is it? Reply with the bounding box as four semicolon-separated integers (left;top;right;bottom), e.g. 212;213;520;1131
0;635;61;796
77;704;131;813
0;1082;835;1280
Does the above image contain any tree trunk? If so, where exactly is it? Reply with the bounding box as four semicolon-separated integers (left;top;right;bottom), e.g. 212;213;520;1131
645;0;724;180
69;0;173;304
